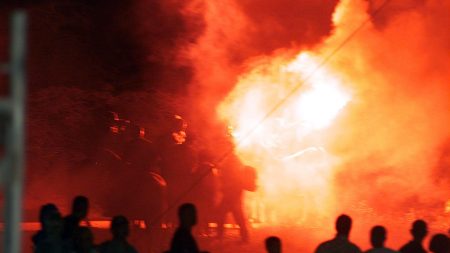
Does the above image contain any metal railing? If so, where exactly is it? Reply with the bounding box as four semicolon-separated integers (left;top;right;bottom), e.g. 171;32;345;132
0;10;27;253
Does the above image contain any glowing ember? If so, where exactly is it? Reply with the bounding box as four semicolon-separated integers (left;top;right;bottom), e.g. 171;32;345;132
218;52;351;224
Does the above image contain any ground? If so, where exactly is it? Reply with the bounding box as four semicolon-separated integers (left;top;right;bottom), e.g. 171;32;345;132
8;210;450;253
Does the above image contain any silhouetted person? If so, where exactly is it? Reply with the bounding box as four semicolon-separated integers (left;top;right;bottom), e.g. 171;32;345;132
315;214;362;253
32;203;60;247
98;216;138;253
168;203;209;253
265;236;282;253
191;150;219;234
399;220;428;253
157;116;195;225
429;234;449;253
122;124;155;171
35;211;70;253
365;226;398;253
111;124;166;228
63;196;89;240
72;227;97;253
216;155;254;242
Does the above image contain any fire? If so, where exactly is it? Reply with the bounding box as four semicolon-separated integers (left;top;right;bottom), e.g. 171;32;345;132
207;0;449;229
287;54;350;130
218;52;351;224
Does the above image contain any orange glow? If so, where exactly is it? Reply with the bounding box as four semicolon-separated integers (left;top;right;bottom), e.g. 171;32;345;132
216;0;450;226
218;52;351;225
286;54;350;130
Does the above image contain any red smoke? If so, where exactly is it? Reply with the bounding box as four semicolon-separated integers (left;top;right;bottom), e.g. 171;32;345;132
178;0;450;245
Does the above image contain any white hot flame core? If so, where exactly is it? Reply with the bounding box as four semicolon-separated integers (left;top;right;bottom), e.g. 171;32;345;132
218;52;351;224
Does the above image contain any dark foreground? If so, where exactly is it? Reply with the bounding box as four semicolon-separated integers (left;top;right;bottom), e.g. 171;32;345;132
2;214;449;253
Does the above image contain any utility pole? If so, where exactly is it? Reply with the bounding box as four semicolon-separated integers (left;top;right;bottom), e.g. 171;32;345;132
0;10;27;253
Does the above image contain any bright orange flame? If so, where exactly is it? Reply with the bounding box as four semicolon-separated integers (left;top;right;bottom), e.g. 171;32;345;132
218;52;351;225
287;54;350;130
189;0;449;234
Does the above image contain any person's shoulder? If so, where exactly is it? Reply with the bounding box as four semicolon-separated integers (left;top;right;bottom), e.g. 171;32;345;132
418;246;427;253
126;243;139;253
399;241;415;253
64;214;77;223
172;227;190;242
97;240;113;252
173;227;184;236
315;239;336;253
381;248;400;253
175;227;191;235
318;238;336;246
365;247;399;253
385;248;400;253
31;230;45;244
98;240;113;246
64;214;74;219
348;241;362;253
119;241;139;253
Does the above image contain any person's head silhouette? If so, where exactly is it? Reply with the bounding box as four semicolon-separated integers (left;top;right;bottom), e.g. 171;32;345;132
336;214;352;237
72;196;89;220
110;215;130;241
265;236;281;253
178;203;197;229
370;225;387;248
429;234;449;253
39;203;59;228
410;219;427;242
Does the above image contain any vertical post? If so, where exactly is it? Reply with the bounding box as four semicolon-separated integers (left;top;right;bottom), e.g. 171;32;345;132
4;10;27;253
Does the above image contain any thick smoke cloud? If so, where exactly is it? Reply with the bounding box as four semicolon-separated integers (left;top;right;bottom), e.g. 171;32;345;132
1;0;448;237
172;0;339;145
326;0;450;218
0;0;195;214
178;0;450;232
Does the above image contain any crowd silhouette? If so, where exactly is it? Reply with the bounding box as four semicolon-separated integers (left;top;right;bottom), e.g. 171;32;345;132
31;195;450;253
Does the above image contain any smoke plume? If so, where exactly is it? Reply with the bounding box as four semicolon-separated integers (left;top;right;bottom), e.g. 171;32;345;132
180;0;450;233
